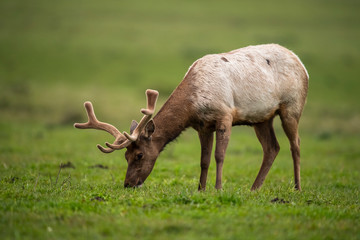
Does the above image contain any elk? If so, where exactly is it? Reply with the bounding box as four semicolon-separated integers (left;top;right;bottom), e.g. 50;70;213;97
74;44;309;191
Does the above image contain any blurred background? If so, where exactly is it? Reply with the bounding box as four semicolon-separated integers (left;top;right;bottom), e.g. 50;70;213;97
0;1;359;238
0;0;359;147
0;0;360;172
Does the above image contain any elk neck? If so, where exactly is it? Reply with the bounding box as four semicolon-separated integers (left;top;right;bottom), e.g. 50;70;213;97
151;81;195;153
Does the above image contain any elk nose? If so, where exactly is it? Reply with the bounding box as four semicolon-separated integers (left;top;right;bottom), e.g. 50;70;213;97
124;182;131;188
136;180;143;187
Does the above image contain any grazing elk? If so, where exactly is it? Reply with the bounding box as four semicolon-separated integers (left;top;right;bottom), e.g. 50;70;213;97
74;44;309;191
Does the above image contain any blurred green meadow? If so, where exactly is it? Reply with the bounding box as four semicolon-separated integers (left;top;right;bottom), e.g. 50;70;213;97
0;0;359;239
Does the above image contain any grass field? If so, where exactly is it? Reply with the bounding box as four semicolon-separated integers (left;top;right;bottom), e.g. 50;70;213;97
1;0;359;239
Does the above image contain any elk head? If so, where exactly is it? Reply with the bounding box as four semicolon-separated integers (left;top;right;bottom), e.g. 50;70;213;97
74;89;159;187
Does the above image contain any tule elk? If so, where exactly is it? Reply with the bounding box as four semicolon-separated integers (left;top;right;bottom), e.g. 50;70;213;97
74;44;309;191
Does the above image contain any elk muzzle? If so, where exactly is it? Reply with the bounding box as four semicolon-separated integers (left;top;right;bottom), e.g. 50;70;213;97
124;179;143;188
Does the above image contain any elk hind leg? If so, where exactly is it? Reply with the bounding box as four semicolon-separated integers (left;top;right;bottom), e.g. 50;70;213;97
251;118;280;191
280;110;301;191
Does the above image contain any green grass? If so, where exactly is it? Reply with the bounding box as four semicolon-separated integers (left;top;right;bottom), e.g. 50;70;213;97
1;0;360;239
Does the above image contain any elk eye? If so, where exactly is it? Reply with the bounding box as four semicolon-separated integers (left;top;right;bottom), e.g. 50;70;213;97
136;153;143;160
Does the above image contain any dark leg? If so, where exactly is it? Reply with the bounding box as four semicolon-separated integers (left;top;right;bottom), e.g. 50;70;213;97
198;130;214;191
214;115;232;189
280;112;301;191
251;118;280;190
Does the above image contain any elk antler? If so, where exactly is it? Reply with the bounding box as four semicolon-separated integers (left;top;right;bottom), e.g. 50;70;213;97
74;101;129;153
74;89;159;153
106;89;158;150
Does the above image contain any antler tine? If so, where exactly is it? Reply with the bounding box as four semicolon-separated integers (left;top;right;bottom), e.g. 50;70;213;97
141;89;159;115
107;89;159;149
74;101;128;153
97;144;115;153
124;89;158;141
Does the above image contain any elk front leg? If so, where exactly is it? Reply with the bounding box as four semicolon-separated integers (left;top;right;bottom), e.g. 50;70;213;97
214;116;232;190
198;131;214;191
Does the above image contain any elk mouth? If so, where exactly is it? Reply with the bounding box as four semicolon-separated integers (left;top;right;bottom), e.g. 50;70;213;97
124;179;143;188
135;179;143;188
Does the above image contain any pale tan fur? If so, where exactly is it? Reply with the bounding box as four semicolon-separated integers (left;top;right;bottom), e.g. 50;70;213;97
188;44;308;124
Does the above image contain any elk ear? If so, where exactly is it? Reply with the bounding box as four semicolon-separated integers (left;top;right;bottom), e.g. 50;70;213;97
129;120;138;135
144;120;155;138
